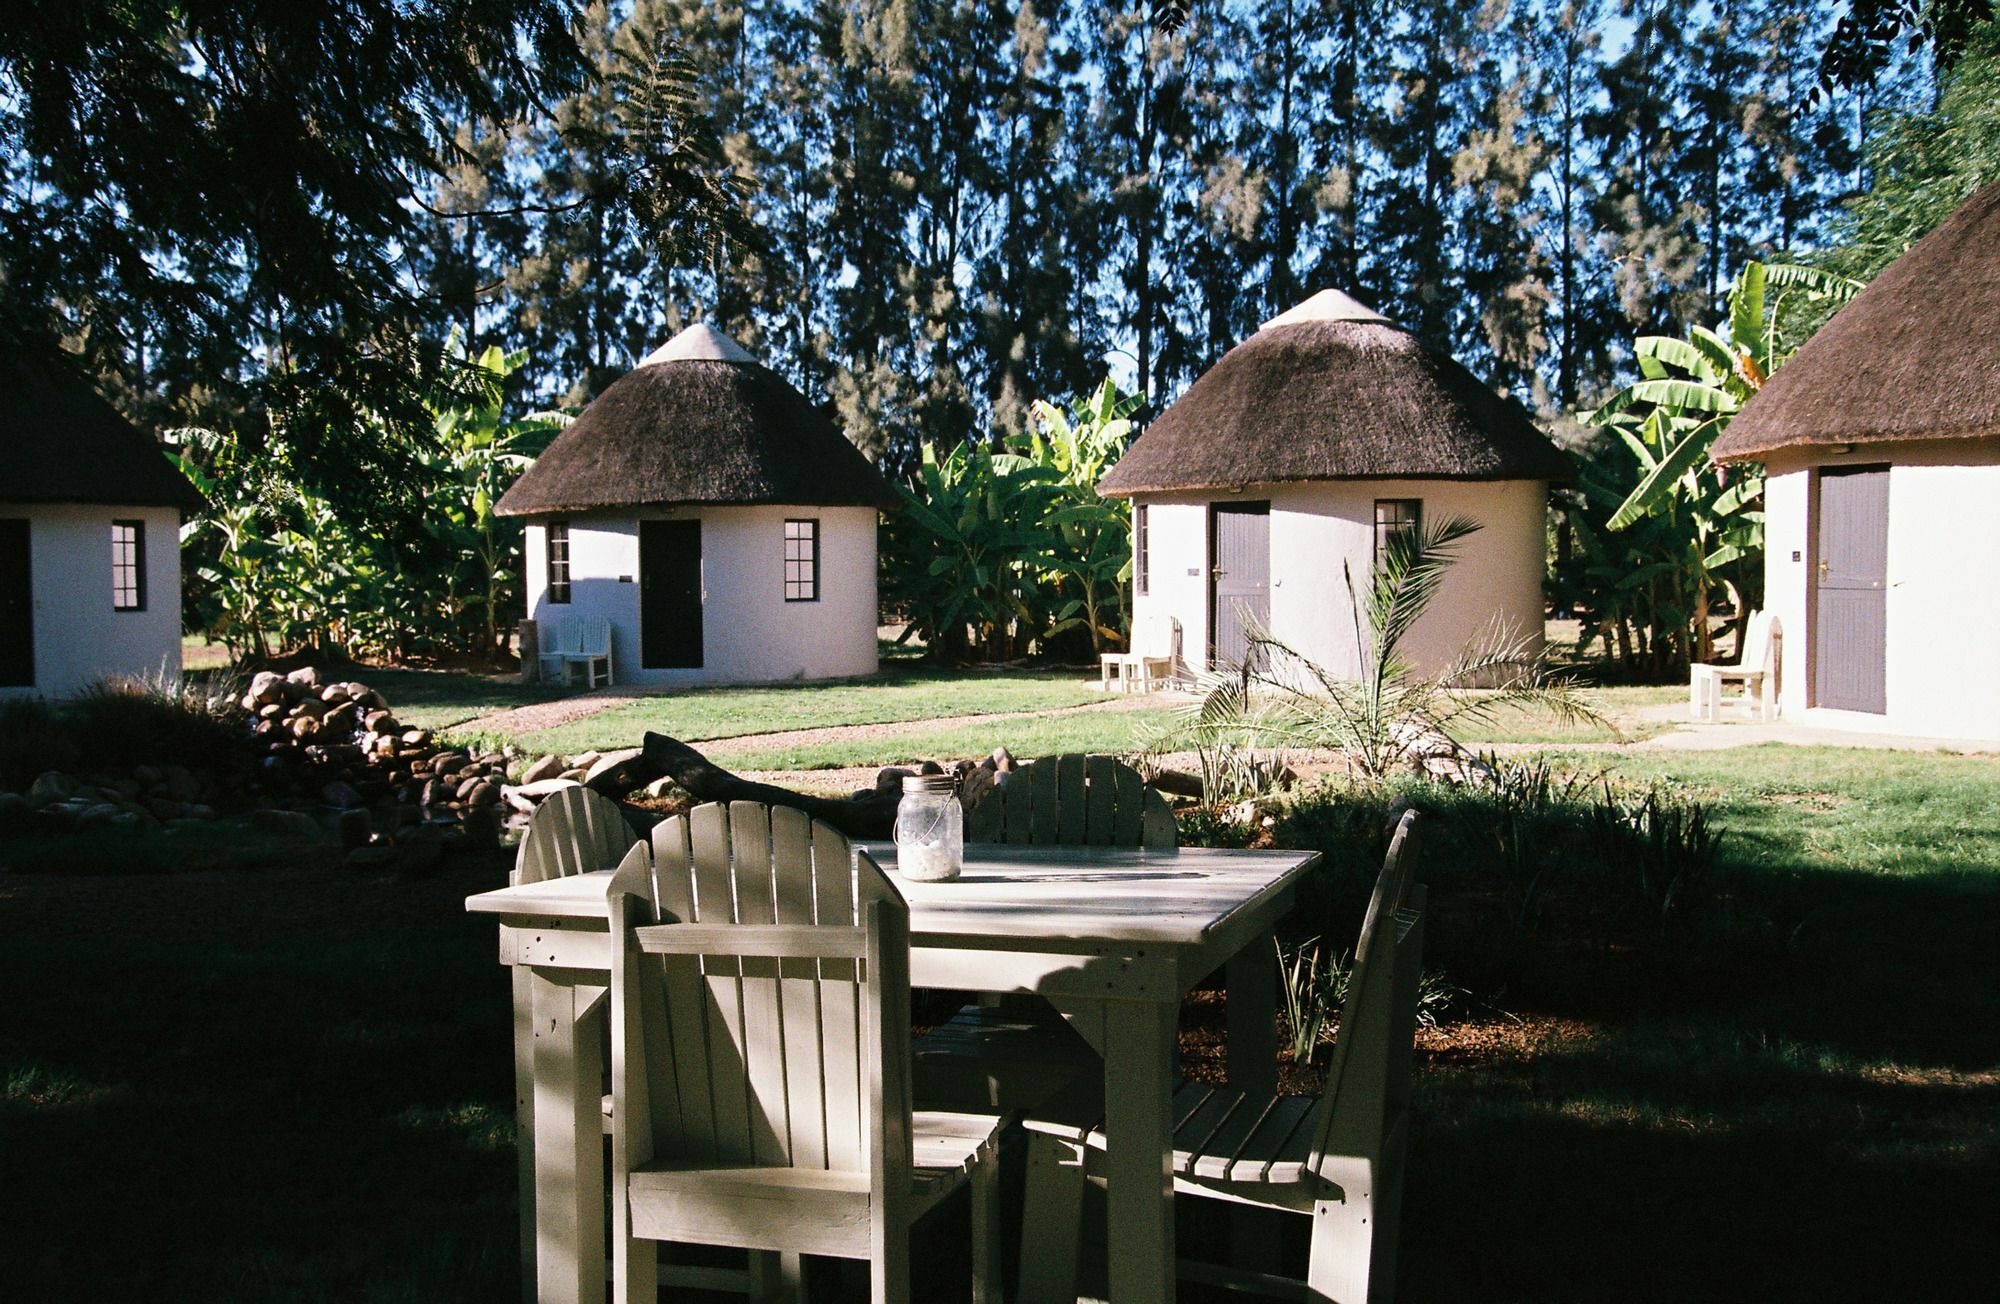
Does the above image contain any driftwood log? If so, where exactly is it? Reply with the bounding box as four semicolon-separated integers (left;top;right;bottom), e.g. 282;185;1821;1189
600;732;900;839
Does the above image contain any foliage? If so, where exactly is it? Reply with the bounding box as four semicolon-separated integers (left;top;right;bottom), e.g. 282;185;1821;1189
175;335;566;663
882;378;1136;663
1278;936;1334;1067
1167;514;1601;782
0;675;247;791
1558;260;1861;674
1819;16;2000;289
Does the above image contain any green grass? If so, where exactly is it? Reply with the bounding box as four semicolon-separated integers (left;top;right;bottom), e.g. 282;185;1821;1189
470;667;1110;756
707;704;1184;771
1452;683;1684;745
357;669;566;732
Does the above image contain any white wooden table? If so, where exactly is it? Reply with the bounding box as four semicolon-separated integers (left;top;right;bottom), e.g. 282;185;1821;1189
467;841;1320;1304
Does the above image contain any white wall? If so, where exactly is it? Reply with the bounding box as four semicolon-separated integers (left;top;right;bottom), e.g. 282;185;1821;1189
524;504;879;686
1763;439;2000;739
1129;479;1548;679
0;502;183;700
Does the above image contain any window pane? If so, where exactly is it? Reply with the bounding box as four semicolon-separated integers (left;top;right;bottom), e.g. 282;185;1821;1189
547;521;571;603
112;520;145;610
785;519;818;601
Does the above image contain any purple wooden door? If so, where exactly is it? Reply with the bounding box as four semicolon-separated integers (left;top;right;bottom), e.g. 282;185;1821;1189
1209;502;1270;669
1813;465;1889;713
0;519;31;687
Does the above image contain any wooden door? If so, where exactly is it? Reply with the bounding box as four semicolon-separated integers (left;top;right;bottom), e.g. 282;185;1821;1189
0;519;31;688
1209;501;1270;670
639;520;702;670
1812;465;1889;713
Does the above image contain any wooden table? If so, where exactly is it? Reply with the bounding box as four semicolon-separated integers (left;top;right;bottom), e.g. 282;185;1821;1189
467;841;1320;1304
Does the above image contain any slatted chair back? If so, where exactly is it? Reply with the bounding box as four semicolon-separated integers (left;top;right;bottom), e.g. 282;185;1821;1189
1307;808;1425;1173
511;784;636;885
962;753;1175;848
625;800;911;1179
573;618;612;659
1740;608;1778;673
1132;612;1179;661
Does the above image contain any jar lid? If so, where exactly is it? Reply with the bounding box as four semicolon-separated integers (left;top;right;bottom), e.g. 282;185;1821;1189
901;774;957;794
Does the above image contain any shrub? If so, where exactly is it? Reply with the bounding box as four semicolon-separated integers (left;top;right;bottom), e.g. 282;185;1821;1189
0;676;248;789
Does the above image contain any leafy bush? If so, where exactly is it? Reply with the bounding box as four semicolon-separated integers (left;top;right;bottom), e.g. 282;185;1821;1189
0;676;248;789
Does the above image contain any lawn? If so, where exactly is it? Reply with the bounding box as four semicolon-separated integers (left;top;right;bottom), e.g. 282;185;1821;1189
3;742;1994;1299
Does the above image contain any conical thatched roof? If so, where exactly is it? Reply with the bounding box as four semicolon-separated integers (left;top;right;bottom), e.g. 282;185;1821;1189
1098;291;1572;497
496;324;895;516
0;353;204;513
1714;180;2000;462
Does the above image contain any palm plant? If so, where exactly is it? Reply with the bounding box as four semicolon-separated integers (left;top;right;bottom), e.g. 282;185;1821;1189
1585;261;1862;664
1169;515;1602;783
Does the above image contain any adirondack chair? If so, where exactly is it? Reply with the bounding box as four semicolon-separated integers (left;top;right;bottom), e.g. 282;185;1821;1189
1099;613;1180;692
608;801;1005;1304
563;617;615;689
512;784;635;885
1016;809;1427;1304
1690;610;1780;721
534;617;578;685
919;754;1178;1112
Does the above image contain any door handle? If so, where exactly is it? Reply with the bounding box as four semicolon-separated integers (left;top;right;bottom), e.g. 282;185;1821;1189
1212;567;1227;578
1817;559;1830;581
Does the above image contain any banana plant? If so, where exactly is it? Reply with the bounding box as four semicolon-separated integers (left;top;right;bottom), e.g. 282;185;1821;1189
1587;261;1861;664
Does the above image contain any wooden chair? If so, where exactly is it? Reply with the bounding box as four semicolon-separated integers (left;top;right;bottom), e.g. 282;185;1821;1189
608;801;1005;1303
921;755;1177;1113
534;616;578;685
563;616;615;689
512;784;635;885
1099;613;1180;692
1016;810;1427;1304
1690;610;1780;721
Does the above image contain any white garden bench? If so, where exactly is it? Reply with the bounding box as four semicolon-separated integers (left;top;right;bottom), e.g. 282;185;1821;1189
1099;612;1180;692
1690;609;1780;721
536;616;615;689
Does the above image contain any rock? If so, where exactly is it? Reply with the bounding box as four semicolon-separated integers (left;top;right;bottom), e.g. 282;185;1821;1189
641;776;679;800
957;766;997;812
874;767;915;796
571;751;603;770
108;809;157;834
520;754;565;785
258;703;285;720
345;838;398;870
353;688;386;711
320;682;353;704
454;775;482;801
77;802;122;828
26;772;76;809
419;778;442;808
460;806;501;849
248;808;321;840
558;767;589;783
289;716;322;742
321;780;364;809
290;696;327;718
433;753;469;778
285;666;321;689
0;791;30;828
508;777;581;801
400;729;431;748
335;807;372;849
991;747;1015;773
248;670;285;704
133;763;164;789
363;709;398;733
583;747;644;786
918;759;945;776
466;781;499;808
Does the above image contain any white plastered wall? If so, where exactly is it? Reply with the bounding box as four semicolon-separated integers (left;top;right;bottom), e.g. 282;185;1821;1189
523;504;879;686
1128;479;1548;679
1761;438;2000;740
0;502;183;699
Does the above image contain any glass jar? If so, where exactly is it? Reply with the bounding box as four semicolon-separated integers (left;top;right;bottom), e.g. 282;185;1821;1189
893;774;963;882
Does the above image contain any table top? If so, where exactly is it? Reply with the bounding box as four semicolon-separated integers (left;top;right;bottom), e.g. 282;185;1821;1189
467;842;1319;950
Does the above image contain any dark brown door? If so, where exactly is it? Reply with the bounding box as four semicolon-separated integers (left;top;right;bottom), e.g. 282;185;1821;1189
0;519;31;687
640;520;702;670
1209;501;1270;669
1813;465;1889;713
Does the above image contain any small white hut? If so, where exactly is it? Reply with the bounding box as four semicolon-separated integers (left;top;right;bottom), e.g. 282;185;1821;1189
495;324;894;686
1712;180;2000;740
1;356;203;699
1098;290;1572;678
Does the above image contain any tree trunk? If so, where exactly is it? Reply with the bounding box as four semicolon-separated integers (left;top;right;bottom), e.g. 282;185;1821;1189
614;733;901;839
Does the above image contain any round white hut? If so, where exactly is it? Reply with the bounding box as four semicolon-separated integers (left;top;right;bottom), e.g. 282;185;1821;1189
496;324;895;686
1098;290;1573;678
1712;180;2000;739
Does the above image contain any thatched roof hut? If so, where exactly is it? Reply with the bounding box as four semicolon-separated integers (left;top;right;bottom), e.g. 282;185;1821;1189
1099;290;1572;497
0;354;204;513
496;324;895;517
1714;180;2000;462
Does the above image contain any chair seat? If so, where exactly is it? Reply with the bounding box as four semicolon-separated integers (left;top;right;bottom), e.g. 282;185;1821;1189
1691;663;1763;678
1026;1079;1325;1188
626;1110;1004;1258
914;1001;1099;1111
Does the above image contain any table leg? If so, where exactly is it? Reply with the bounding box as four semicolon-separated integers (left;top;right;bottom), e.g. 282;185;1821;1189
531;972;607;1304
1225;934;1280;1269
1102;998;1178;1303
512;967;538;1304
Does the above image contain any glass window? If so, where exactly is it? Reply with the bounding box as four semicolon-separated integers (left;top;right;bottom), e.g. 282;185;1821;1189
112;520;145;611
1373;499;1422;561
784;519;819;602
1135;504;1150;596
546;521;571;603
